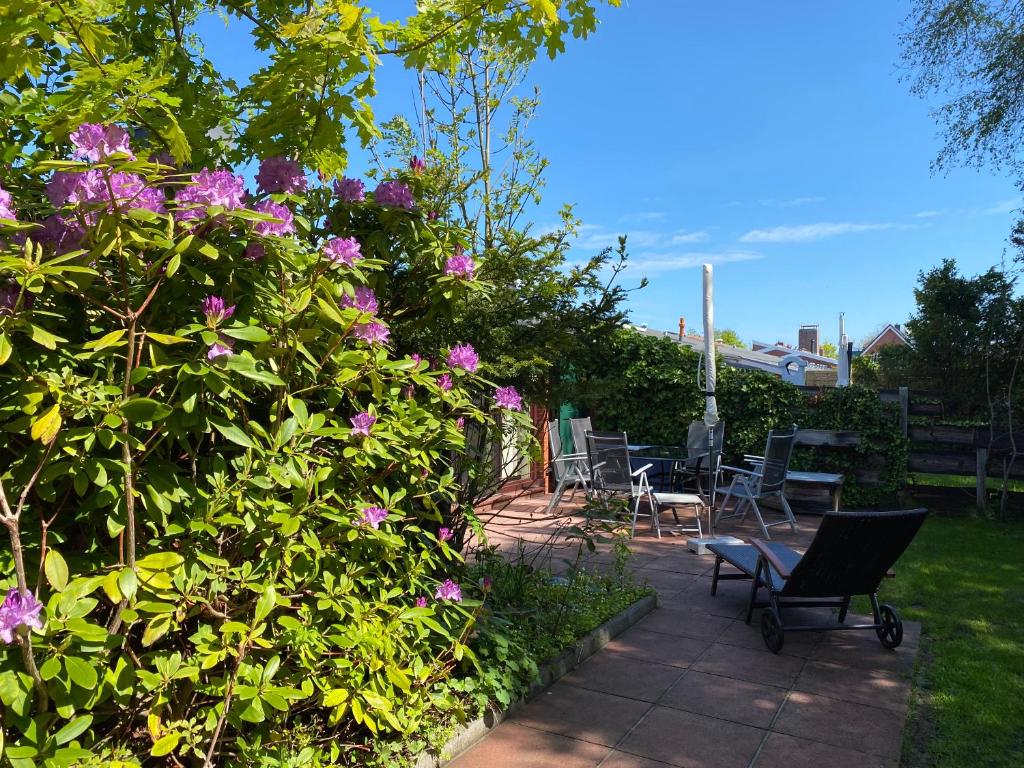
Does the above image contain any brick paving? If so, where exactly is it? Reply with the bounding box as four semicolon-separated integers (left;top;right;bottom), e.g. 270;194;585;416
448;493;919;768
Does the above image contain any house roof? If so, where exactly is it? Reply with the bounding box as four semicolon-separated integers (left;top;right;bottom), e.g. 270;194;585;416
749;340;838;368
628;326;794;377
861;323;911;355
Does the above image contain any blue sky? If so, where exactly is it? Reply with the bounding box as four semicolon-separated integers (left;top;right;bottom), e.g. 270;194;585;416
197;2;1022;349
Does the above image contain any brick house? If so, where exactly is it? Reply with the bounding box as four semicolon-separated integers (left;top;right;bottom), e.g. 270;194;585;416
860;323;911;356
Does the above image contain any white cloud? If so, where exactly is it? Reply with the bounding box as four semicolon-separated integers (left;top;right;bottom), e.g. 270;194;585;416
623;211;666;222
913;210;941;218
738;221;893;243
980;198;1021;216
628;250;762;274
670;229;711;244
758;196;825;208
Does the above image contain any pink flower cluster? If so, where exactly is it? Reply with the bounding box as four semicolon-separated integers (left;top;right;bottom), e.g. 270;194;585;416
409;155;426;173
0;588;43;644
435;579;462;602
438;526;453;542
447;343;479;373
47;170;166;217
175;168;246;221
69;123;133;161
256;156;307;194
360;506;389;529
0;185;16;220
207;337;234;361
444;248;475;279
323;237;362;266
341;286;379;314
253;199;295;236
494;386;523;411
333;177;365;202
350;411;376;436
374;180;414;209
352;321;390;344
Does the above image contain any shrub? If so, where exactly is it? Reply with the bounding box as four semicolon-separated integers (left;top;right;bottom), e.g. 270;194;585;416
0;130;532;764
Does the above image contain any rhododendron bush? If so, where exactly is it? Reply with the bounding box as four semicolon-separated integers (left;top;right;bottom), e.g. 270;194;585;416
0;128;532;765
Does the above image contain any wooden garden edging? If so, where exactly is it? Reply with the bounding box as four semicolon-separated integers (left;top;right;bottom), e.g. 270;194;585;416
414;593;658;767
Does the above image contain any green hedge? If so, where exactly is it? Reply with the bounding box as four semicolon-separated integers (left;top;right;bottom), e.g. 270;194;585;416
578;329;907;507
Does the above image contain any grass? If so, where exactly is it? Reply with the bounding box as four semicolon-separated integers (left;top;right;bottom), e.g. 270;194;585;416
873;516;1024;767
909;472;1024;492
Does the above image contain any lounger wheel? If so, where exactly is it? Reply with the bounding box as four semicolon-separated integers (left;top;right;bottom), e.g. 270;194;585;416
761;607;784;654
876;604;903;649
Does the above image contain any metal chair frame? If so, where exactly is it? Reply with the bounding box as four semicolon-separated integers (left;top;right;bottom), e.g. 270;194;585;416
715;425;799;539
544;419;590;514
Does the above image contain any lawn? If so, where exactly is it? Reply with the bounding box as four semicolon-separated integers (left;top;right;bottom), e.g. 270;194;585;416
874;516;1024;767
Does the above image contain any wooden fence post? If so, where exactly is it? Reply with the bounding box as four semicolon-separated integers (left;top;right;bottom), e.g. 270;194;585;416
976;445;989;513
898;386;909;437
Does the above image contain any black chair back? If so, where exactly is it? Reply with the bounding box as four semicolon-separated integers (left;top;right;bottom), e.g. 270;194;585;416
585;431;632;494
758;425;798;495
782;509;928;598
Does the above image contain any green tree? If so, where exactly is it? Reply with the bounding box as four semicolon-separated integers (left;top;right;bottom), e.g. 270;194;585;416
718;328;745;348
819;339;837;358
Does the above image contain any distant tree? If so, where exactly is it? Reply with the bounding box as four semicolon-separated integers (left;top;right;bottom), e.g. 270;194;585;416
852;355;881;388
718;329;745;348
820;339;838;359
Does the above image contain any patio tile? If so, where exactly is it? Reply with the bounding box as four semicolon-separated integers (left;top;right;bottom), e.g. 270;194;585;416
751;731;896;768
772;690;904;757
563;651;686;702
597;751;676;768
795;660;910;714
811;632;916;673
659;670;787;729
603;628;711;668
692;643;805;689
663;580;749;618
511;684;651;747
715;618;821;658
641;553;717;576
615;705;765;768
634;607;732;641
447;723;611;768
635;569;703;594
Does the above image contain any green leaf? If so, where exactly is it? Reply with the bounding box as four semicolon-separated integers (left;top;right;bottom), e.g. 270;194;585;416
141;614;172;647
30;404;61;444
53;715;93;745
0;332;11;365
254;585;276;623
84;329;126;350
150;733;180;757
117;568;138;600
44;549;69;592
136;552;184;571
64;657;98;690
222;325;272;343
28;323;64;349
210;418;256;449
146;332;190;345
119;397;173;423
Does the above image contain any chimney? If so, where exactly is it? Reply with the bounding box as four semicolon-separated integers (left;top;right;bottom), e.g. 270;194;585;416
798;324;819;355
678;316;686;340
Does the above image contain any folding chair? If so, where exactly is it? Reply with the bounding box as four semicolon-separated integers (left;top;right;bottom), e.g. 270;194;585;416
585;431;659;538
671;420;725;498
716;425;798;539
544;420;590;514
569;416;592;456
708;508;928;653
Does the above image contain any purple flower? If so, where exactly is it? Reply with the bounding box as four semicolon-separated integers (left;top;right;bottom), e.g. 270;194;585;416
350;411;376;436
201;296;235;326
374;180;414;210
415;596;428;608
437;373;453;392
360;506;389;529
333;177;365;202
481;576;493;592
46;170;165;216
323;237;362;266
438;527;452;542
37;216;84;253
256;156;307;194
0;588;44;643
456;416;466;430
176;169;246;221
69;123;133;161
427;210;439;221
108;172;166;213
252;199;294;236
494;386;523;411
410;353;423;367
0;283;19;316
444;249;475;279
0;185;16;220
352;321;390;345
434;579;462;602
340;286;379;314
447;343;479;373
409;155;426;173
244;243;266;261
207;338;234;361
